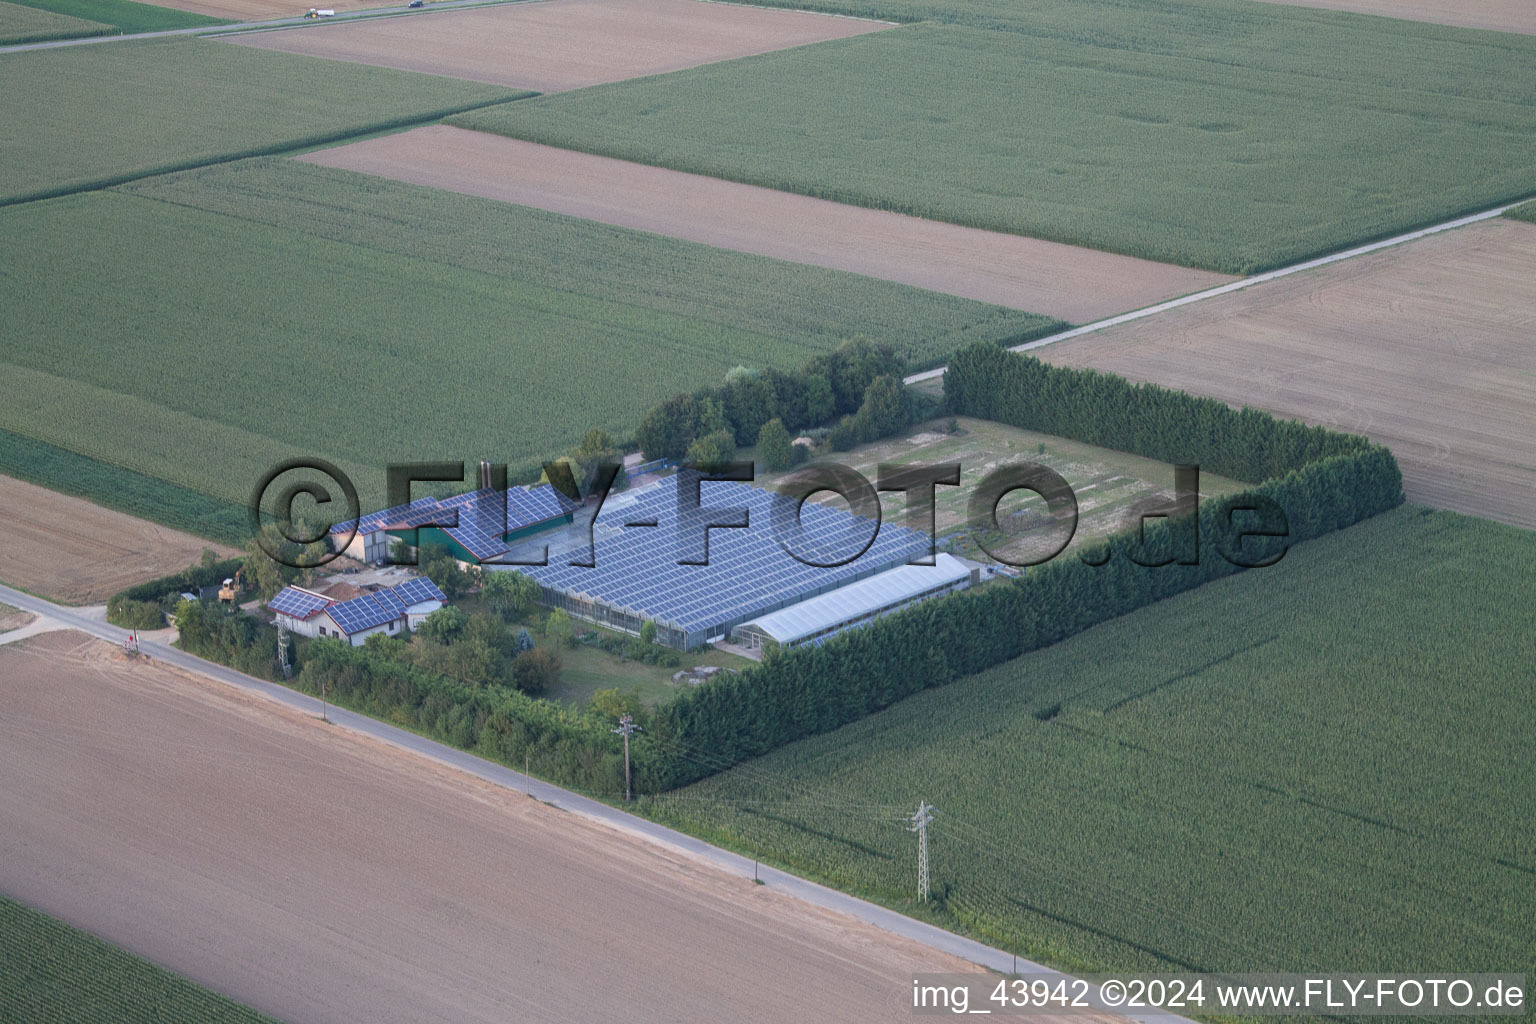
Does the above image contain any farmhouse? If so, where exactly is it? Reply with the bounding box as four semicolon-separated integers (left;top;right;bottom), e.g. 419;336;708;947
268;576;447;645
331;484;580;565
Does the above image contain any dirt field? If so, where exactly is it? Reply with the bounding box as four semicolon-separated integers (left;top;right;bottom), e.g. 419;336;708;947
1041;218;1536;530
0;630;997;1024
1252;0;1536;35
0;475;234;604
225;0;887;92
305;127;1233;322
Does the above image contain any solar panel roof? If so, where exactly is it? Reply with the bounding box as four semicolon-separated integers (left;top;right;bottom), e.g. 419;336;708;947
268;586;333;619
331;486;580;558
322;577;448;635
510;480;930;635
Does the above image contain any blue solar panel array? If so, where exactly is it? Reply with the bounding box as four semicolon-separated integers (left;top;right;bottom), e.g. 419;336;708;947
511;481;929;638
268;587;332;618
329;495;439;537
324;577;447;635
330;485;580;563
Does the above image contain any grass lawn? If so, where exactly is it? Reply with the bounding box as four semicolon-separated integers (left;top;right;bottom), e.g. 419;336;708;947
4;0;225;33
0;37;524;205
0;158;1054;524
0;893;277;1022
455;9;1536;273
641;506;1536;978
751;416;1249;563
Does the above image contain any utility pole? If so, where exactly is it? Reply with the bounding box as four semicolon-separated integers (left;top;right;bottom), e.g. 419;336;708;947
612;714;641;801
319;674;328;723
907;801;935;903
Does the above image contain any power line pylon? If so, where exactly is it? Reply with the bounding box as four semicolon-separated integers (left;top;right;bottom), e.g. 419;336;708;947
612;714;641;801
908;801;935;902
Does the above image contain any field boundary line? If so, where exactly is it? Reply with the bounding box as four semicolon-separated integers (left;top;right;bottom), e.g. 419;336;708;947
0;579;1188;1024
905;196;1536;384
0;0;550;53
0;96;533;210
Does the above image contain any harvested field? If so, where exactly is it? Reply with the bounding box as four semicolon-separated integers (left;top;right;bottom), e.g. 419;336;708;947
0;475;235;604
0;629;1006;1024
1251;0;1536;35
309;127;1232;322
1040;218;1536;530
226;0;887;92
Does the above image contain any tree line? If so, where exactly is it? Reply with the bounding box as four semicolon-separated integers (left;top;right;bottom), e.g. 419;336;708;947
647;344;1404;787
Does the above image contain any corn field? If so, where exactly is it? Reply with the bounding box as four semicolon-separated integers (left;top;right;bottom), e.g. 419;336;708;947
0;894;277;1022
456;10;1536;274
641;507;1536;988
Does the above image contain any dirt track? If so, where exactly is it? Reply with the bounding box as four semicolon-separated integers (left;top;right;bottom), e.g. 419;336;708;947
1041;218;1536;530
305;127;1232;322
0;630;994;1024
225;0;886;92
0;475;234;604
1252;0;1536;35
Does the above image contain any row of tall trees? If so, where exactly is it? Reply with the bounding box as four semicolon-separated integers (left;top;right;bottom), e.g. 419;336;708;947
634;340;909;462
650;347;1405;788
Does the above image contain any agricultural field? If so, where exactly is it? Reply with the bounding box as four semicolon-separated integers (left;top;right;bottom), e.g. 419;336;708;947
155;0;374;17
0;157;1054;520
752;416;1250;563
0;0;109;45
453;9;1536;273
1252;0;1536;36
0;36;525;205
0;474;236;605
643;506;1536;976
2;0;224;36
0;629;981;1024
1038;217;1536;530
228;0;888;92
0;894;276;1023
309;127;1234;322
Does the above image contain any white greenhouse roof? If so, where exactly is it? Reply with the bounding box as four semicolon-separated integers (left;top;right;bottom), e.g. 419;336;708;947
738;553;971;645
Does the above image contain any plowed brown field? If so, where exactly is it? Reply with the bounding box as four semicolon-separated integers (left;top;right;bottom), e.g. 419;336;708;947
0;475;234;604
1252;0;1536;35
225;0;888;92
0;630;1012;1024
304;127;1233;322
1040;218;1536;530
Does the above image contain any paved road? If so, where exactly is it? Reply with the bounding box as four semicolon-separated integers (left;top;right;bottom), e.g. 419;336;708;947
0;582;1191;1023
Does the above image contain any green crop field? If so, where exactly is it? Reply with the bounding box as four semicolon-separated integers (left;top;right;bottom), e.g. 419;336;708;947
0;157;1055;527
0;0;110;44
455;3;1536;274
642;507;1536;976
0;37;527;205
4;0;225;35
1508;201;1536;225
0;893;277;1022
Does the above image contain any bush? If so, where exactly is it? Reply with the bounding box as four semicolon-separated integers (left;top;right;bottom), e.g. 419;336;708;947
105;595;164;630
827;415;859;452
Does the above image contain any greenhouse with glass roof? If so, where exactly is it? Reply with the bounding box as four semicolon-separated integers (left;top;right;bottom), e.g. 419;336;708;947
730;553;974;652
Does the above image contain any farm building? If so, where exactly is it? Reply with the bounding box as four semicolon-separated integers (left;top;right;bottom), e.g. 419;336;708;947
268;576;447;645
500;478;934;650
330;484;579;565
731;553;974;652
